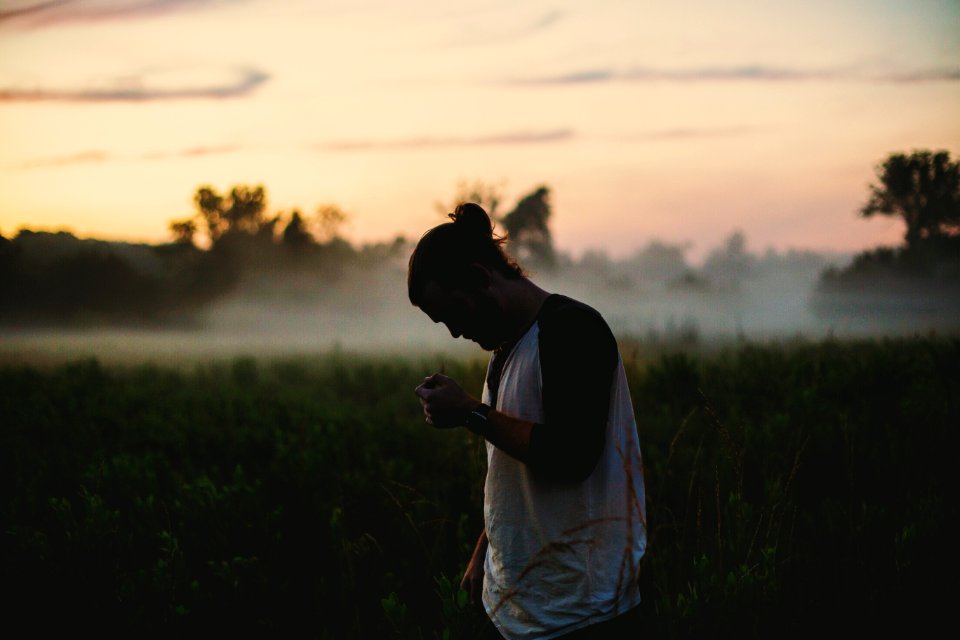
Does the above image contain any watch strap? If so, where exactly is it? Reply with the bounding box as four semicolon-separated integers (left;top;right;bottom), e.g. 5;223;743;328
465;402;492;431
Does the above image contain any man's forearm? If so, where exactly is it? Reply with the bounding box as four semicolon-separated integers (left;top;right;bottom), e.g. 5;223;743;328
472;528;488;558
414;373;535;462
465;408;534;463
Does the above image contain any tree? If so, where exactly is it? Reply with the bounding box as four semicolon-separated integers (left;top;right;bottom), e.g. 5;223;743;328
861;150;960;250
435;179;504;219
282;210;313;247
194;187;225;241
627;240;691;282
194;184;268;243
501;186;556;269
703;230;754;284
313;204;348;243
169;218;197;245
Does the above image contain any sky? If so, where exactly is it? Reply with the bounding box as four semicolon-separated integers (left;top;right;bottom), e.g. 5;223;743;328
1;0;958;262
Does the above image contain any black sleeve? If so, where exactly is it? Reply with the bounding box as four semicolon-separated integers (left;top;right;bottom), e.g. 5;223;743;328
527;298;618;482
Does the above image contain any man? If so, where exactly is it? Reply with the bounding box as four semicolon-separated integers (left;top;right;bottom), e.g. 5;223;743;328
410;203;647;639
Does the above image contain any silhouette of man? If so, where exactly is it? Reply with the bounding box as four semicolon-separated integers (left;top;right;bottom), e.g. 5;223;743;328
410;203;647;639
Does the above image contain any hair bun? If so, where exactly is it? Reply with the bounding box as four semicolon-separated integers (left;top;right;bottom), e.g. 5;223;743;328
449;202;493;237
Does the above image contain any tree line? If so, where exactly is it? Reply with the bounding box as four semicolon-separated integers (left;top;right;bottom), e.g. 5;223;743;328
1;149;956;326
0;183;559;326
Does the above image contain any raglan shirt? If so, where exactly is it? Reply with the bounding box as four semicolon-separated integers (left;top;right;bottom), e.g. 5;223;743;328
481;294;647;640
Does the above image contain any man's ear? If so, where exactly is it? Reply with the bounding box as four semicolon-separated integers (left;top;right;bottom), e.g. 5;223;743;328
465;263;492;291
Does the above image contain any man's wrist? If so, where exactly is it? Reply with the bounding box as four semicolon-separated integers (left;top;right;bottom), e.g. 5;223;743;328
464;402;492;434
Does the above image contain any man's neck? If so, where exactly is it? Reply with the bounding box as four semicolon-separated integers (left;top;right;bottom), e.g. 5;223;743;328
496;276;551;345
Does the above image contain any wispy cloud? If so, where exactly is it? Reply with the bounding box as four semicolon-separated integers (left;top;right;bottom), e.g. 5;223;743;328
10;144;241;169
443;8;563;47
619;126;760;141
0;0;70;23
317;129;574;152
508;65;960;85
0;67;269;102
12;150;110;170
138;144;242;160
879;68;960;83
0;0;245;28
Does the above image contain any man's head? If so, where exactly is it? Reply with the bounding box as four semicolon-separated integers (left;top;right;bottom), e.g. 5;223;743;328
408;203;525;350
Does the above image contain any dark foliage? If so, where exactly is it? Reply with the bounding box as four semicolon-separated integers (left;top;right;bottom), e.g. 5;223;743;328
2;339;955;637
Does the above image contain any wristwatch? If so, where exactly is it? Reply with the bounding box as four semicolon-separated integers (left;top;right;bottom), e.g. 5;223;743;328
464;402;492;432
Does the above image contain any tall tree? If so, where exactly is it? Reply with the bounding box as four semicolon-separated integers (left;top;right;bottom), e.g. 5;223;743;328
501;186;556;269
861;150;960;250
224;185;267;235
194;186;226;241
282;210;313;247
194;184;268;243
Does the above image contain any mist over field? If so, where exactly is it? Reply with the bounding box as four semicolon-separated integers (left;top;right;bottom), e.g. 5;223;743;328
4;153;959;366
3;230;957;367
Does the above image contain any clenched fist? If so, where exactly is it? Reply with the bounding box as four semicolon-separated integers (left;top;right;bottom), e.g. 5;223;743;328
414;373;478;428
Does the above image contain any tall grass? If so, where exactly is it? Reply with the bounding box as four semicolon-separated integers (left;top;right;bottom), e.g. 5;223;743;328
1;337;956;636
623;337;957;635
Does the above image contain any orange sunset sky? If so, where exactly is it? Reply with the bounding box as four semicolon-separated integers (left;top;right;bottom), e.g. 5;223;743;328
1;0;958;262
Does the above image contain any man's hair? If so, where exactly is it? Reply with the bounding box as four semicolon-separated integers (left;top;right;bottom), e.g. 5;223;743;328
408;202;525;306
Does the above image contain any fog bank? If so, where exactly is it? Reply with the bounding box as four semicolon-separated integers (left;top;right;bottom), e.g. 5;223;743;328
4;236;957;366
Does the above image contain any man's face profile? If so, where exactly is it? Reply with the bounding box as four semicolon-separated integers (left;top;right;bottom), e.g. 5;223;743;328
419;280;505;351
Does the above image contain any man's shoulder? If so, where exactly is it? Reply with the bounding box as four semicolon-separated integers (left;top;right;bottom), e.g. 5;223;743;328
537;294;616;349
539;294;609;329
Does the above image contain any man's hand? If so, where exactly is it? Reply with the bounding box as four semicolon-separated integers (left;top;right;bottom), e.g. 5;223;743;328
461;552;485;607
414;373;477;428
460;529;488;607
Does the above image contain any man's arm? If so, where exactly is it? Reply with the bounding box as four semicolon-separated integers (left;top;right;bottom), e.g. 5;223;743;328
528;301;617;482
460;528;488;606
415;300;617;481
415;373;535;462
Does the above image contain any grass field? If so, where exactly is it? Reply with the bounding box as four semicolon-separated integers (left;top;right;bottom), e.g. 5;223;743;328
2;337;956;637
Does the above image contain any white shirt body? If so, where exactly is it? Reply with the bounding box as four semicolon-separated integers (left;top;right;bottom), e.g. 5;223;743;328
481;320;647;640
